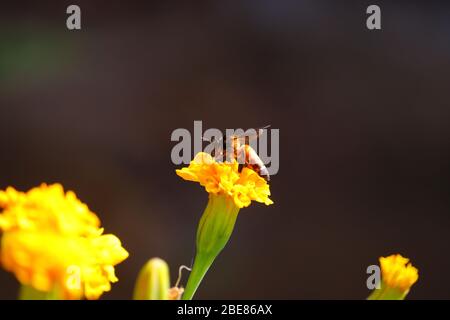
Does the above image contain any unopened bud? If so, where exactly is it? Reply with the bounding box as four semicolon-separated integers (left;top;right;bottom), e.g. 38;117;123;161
133;258;170;300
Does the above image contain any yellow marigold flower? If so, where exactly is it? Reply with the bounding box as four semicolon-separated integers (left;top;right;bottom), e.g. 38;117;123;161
0;184;129;300
176;152;274;299
0;184;100;236
380;254;418;292
368;253;419;300
176;152;273;208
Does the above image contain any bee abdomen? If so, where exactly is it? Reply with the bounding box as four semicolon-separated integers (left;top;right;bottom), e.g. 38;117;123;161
238;145;270;181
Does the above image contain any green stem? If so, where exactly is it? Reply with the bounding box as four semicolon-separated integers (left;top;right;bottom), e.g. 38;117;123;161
19;285;60;300
182;254;215;300
367;282;408;300
367;286;384;300
182;194;240;300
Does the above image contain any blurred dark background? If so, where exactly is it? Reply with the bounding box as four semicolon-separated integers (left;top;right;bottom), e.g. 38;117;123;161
0;1;449;299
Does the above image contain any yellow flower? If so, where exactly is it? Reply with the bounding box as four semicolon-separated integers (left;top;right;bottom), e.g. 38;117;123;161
380;254;418;293
367;254;419;300
176;152;273;208
177;152;274;299
0;184;129;300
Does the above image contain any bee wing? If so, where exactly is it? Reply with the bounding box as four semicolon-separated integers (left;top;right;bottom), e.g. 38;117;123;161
203;125;271;157
235;125;271;144
202;136;216;143
258;124;271;130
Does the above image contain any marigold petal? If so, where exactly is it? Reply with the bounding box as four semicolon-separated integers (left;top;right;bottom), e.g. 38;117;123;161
176;152;273;208
176;168;200;182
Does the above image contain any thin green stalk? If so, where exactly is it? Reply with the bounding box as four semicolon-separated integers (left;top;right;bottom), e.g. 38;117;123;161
367;282;408;300
182;194;240;300
19;285;60;300
182;254;215;300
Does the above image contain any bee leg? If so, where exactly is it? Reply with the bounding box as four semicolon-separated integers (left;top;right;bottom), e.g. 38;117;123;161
249;164;271;182
258;166;270;181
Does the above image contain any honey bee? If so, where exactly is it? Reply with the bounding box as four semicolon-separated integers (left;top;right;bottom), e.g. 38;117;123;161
207;126;271;181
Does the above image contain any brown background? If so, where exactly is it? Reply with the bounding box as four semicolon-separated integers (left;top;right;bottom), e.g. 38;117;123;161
0;1;449;299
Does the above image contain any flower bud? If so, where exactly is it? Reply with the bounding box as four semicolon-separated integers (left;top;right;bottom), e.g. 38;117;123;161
133;258;170;300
